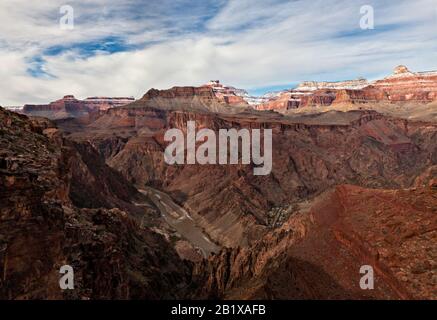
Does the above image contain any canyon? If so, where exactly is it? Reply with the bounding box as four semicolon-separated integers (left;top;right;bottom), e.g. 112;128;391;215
0;66;436;300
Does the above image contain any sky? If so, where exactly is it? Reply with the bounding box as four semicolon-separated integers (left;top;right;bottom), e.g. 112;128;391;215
1;0;437;105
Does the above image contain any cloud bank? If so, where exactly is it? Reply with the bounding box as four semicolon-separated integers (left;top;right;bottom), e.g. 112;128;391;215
1;0;437;105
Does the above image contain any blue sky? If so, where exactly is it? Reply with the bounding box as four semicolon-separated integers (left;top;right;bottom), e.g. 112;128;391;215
1;0;437;105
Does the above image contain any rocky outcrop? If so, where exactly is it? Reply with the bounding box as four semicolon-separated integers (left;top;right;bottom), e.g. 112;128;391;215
371;66;437;102
202;80;250;107
65;140;151;217
257;92;300;111
256;66;437;110
23;95;85;114
22;95;135;120
142;87;216;100
193;184;436;300
296;79;370;91
83;97;136;110
135;85;251;114
0;107;192;299
299;90;337;107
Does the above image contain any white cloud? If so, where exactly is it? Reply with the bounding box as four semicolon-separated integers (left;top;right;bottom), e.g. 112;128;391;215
1;0;437;105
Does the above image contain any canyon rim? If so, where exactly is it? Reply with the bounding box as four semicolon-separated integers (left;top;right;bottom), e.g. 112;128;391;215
0;1;436;310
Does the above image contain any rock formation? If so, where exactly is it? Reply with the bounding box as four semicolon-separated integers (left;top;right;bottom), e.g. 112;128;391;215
202;80;250;106
0;107;192;299
193;185;436;300
22;95;135;120
257;66;437;110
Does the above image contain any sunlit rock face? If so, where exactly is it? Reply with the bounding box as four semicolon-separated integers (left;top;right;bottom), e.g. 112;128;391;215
255;66;437;110
202;80;250;107
22;95;135;120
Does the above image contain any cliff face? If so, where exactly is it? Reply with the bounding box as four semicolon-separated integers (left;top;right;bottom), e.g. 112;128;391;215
202;80;249;107
142;87;216;100
0;107;192;299
193;184;436;300
257;66;437;110
296;79;370;91
22;96;135;121
371;67;437;102
134;86;251;114
21;83;249;122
